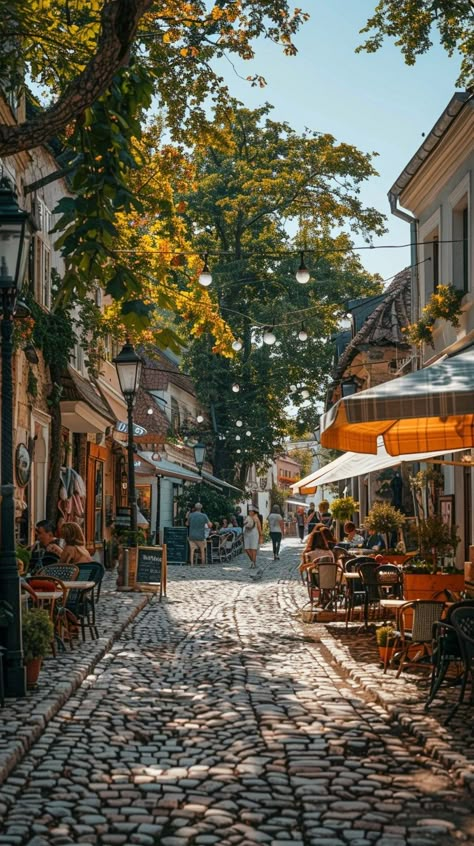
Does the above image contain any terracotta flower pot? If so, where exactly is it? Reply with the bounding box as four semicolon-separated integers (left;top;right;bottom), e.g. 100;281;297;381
378;645;395;664
26;657;42;688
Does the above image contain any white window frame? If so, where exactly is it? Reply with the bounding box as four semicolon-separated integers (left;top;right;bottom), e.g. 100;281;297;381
419;208;441;308
449;172;470;295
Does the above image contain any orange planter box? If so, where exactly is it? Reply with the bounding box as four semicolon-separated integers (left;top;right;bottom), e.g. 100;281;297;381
403;572;465;601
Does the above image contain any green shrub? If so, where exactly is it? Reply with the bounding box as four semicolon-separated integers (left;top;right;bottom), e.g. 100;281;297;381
22;609;54;662
375;625;395;647
330;496;359;522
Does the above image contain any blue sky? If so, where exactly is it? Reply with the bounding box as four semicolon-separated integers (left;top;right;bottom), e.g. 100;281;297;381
217;0;460;282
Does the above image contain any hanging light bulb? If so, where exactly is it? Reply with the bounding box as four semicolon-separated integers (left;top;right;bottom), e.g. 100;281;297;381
263;324;276;345
235;435;241;441
236;448;241;454
232;338;243;352
236;419;243;427
246;430;251;437
301;388;310;399
147;407;154;415
232;383;240;393
196;414;204;423
290;384;297;392
296;251;310;284
298;323;308;342
198;252;212;287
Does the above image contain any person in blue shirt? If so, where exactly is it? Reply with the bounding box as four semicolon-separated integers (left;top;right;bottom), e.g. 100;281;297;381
365;528;386;551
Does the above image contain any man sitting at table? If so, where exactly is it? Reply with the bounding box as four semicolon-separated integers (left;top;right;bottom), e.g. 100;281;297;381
30;520;62;572
343;521;365;548
365;527;386;552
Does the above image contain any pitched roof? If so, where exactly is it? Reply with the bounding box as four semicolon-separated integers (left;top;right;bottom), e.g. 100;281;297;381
333;268;411;383
140;349;196;396
62;367;115;422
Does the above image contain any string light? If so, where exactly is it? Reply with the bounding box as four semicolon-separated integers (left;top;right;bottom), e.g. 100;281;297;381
236;435;241;441
298;323;308;342
301;388;310;399
147;407;154;415
263;324;276;345
198;252;212;287
196;414;204;423
246;430;251;436
232;338;243;352
232;383;240;393
290;384;297;392
236;420;243;427
236;449;241;454
296;251;310;284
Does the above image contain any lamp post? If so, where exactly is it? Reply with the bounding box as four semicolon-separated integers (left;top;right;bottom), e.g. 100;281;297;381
113;340;143;539
193;442;206;475
0;177;34;697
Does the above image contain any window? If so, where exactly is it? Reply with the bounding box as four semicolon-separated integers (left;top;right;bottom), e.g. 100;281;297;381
94;460;104;542
453;202;469;293
33;198;52;308
423;228;440;295
171;397;181;432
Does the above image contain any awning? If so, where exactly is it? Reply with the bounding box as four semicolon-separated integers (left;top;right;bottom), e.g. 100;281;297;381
60;366;115;434
201;470;242;494
137;452;202;483
320;347;474;455
292;442;466;493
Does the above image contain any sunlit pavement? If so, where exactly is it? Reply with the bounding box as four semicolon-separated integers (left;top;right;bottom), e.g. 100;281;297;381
0;538;473;845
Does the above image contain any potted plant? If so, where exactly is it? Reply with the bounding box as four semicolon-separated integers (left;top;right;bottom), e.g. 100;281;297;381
403;518;464;599
365;501;405;553
330;496;359;539
375;624;396;665
22;608;54;688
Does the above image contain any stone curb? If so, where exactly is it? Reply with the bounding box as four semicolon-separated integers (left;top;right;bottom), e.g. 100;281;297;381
315;626;474;793
0;589;150;785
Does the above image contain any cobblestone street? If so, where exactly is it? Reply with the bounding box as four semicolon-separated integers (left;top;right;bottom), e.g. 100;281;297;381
1;539;473;846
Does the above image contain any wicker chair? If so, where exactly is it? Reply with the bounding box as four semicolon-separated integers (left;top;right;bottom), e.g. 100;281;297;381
375;563;403;599
307;558;340;613
447;605;474;721
38;563;79;582
28;577;78;651
392;600;445;678
426;599;474;709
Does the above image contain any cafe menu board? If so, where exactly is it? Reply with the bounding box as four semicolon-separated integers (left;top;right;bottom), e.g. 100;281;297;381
163;526;188;565
136;545;167;598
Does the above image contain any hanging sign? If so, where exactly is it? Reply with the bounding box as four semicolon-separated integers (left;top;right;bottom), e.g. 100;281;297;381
116;421;147;436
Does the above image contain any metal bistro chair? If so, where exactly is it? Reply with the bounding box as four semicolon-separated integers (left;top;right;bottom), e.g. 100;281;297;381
344;558;366;629
307;557;340;614
426;599;474;710
356;558;380;628
28;577;77;652
209;534;223;564
66;562;104;642
392;600;445;678
447;605;474;722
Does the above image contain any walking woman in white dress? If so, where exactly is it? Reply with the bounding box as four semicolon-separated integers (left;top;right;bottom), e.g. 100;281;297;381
243;506;263;568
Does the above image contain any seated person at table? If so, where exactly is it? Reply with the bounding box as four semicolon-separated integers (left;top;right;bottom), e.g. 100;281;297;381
219;518;232;534
365;527;386;551
299;526;335;574
230;516;243;535
30;520;63;572
343;521;365;548
60;522;93;564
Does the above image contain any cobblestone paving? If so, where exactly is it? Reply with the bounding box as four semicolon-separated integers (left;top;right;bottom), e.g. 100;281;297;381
1;540;473;846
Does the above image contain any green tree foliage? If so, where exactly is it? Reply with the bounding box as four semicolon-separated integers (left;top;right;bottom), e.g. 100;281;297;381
180;104;385;483
288;447;313;478
358;1;474;87
175;483;239;525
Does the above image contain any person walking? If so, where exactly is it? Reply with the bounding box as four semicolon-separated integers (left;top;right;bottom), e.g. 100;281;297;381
268;505;285;560
295;506;305;542
243;506;262;568
305;502;319;535
186;502;210;566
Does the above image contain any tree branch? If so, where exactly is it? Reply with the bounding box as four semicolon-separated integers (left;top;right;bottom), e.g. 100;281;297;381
0;0;153;157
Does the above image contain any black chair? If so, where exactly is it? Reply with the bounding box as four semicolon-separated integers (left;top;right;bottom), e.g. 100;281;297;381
0;646;5;707
426;600;474;709
357;559;380;628
66;562;104;641
447;605;474;721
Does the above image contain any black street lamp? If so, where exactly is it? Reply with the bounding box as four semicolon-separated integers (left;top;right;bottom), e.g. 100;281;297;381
0;176;34;698
193;442;206;475
113;340;143;538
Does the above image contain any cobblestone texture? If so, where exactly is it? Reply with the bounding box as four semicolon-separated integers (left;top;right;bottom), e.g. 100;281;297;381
0;539;473;846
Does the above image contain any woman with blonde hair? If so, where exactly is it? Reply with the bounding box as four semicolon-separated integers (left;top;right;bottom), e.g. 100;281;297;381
60;522;93;564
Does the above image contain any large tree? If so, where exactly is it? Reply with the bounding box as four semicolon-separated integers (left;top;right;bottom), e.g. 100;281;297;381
359;1;474;87
178;103;386;484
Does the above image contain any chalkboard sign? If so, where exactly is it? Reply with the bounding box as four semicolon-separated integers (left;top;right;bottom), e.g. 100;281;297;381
136;545;167;597
163;526;188;565
115;506;131;528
